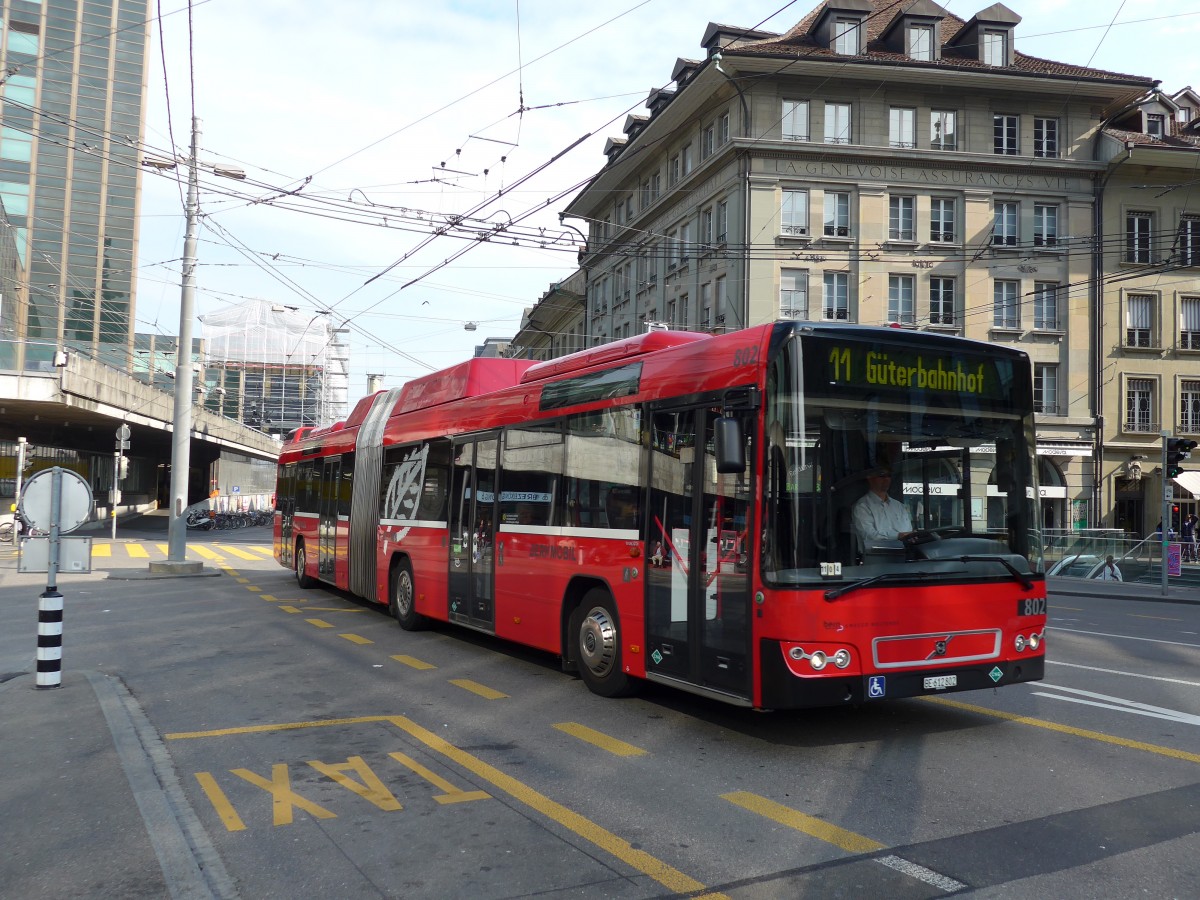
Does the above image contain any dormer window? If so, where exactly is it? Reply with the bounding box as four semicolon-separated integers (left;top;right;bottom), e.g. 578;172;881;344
1147;114;1165;139
982;29;1007;66
908;24;933;61
833;18;861;54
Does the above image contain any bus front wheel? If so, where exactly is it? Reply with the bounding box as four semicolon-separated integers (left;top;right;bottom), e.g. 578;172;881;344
390;560;427;631
295;542;316;589
570;590;637;698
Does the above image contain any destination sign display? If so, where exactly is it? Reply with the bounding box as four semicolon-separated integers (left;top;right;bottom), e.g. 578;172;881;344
807;338;1014;402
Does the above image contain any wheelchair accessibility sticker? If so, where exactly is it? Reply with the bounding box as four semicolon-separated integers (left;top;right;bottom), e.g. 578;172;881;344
867;675;886;699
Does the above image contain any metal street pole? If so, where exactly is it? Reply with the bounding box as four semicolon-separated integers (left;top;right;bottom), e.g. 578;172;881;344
166;116;201;565
1161;429;1170;596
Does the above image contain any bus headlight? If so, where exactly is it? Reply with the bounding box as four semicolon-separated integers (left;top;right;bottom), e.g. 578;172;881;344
1014;634;1027;652
1028;632;1042;650
809;651;828;671
832;649;852;669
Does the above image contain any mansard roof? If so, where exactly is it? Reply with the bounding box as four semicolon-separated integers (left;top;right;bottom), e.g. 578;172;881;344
729;0;1152;85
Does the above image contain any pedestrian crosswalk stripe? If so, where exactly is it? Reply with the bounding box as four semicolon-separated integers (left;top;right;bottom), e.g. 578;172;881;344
191;545;223;560
214;545;263;561
126;544;149;558
92;544;112;557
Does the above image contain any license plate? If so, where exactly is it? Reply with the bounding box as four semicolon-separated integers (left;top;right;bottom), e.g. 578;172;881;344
924;675;957;690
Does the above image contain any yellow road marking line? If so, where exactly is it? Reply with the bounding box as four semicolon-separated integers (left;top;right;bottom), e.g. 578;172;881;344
340;633;373;645
215;545;263;561
195;772;246;831
300;607;363;613
166;714;718;896
553;723;647;757
245;586;262;593
391;655;436;670
923;696;1200;764
721;791;884;853
388;751;490;804
1129;614;1181;621
306;618;334;629
278;605;300;613
259;595;278;601
91;543;111;557
449;679;508;700
1053;605;1082;611
126;543;150;558
156;543;170;556
234;577;250;584
190;545;223;560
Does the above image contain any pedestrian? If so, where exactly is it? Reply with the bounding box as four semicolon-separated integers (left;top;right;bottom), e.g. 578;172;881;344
1098;555;1123;582
1185;514;1198;563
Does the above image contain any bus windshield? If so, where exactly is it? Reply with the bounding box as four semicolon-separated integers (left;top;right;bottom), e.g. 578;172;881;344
763;328;1044;585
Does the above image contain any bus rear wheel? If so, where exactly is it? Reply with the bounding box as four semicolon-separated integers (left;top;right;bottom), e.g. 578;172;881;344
295;541;316;589
570;590;638;698
390;560;427;631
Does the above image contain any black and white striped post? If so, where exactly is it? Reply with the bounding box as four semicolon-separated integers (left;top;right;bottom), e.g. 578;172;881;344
36;589;64;689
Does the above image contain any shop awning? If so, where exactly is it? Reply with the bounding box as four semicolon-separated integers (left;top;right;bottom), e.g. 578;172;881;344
1173;472;1200;497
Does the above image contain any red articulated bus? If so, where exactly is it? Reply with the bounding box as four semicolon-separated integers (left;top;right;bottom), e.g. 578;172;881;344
275;322;1046;709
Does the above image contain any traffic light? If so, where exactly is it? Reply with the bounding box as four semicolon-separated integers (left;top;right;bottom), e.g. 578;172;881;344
1166;437;1198;478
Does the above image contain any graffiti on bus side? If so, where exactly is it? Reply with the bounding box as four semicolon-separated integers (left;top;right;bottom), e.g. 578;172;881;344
383;444;430;542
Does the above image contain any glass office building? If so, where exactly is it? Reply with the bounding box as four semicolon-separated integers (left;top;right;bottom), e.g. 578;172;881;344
0;0;149;371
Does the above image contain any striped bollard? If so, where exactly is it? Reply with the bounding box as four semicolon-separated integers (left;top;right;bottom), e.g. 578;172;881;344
36;589;64;689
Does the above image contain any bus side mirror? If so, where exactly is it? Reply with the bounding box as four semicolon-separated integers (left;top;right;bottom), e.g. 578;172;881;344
714;416;745;474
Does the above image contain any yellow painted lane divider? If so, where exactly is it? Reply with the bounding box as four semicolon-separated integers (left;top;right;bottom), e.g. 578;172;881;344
392;655;436;670
553;723;647;757
340;633;373;645
305;618;334;629
721;791;883;854
449;679;507;700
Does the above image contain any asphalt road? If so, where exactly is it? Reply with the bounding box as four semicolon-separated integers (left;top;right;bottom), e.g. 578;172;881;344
1;528;1197;899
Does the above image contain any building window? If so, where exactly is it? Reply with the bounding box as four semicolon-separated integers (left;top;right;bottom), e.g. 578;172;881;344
1182;297;1200;350
930;277;955;325
682;144;694;176
781;190;809;236
1033;204;1058;247
702;125;715;159
1034;364;1058;415
1181;380;1200;433
1033;282;1059;330
701;206;713;245
1126;294;1154;347
1147;114;1165;139
930;198;956;243
700;282;712;329
908;24;933;61
994;114;1018;155
780;268;808;319
782;100;809;141
717;201;728;242
1033;117;1059;158
1125;378;1154;432
719;113;730;144
982;29;1007;66
888;275;915;324
889;195;915;241
669;154;680;186
993;280;1020;329
825;102;852;144
889;108;916;149
833;18;860;54
1179;106;1194;125
823;191;850;236
679;220;693;264
716;275;727;324
667;229;679;269
1178;216;1199;267
625;196;634;222
930;110;956;150
993;201;1018;247
1126;212;1154;263
823;272;849;320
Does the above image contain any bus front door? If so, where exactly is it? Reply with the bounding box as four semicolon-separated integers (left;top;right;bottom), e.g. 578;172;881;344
448;437;498;632
318;456;341;580
278;465;294;568
647;406;752;698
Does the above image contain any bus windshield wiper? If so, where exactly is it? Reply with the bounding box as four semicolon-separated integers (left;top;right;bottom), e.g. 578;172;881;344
825;572;936;601
955;555;1034;591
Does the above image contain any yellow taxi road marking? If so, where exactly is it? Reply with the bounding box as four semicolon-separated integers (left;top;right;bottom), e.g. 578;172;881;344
923;696;1200;764
391;654;436;670
191;546;224;561
308;756;402;811
215;545;264;561
126;543;150;558
721;791;884;854
195;772;247;832
165;715;714;896
231;764;338;826
553;723;647;757
340;633;373;645
278;605;301;614
306;618;334;629
389;751;490;804
91;544;112;557
448;679;508;700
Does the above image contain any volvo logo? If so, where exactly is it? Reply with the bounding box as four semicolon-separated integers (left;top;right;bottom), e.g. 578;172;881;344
927;636;952;660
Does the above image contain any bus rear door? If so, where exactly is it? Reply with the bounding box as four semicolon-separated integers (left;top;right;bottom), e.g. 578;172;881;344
448;436;499;632
318;455;341;580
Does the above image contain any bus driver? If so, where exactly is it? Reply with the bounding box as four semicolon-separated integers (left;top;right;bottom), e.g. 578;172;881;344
852;465;914;546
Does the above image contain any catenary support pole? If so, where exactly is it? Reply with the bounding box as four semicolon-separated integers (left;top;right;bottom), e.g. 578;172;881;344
36;468;64;689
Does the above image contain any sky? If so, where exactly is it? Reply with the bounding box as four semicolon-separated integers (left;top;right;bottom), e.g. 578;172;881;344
138;0;1198;405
